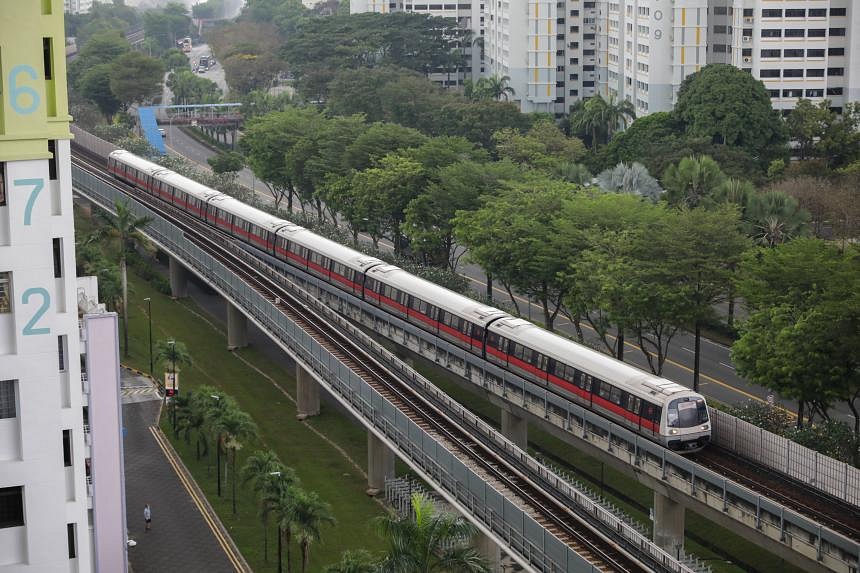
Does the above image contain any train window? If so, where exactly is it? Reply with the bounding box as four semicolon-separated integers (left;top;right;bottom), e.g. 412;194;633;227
667;398;708;428
582;374;593;392
460;320;471;335
332;262;344;276
609;387;622;405
630;396;641;415
471;324;482;339
598;382;612;401
642;403;661;422
487;332;498;346
538;354;548;371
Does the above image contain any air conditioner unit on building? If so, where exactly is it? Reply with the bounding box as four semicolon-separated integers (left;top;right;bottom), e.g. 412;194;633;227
743;57;752;63
742;36;751;42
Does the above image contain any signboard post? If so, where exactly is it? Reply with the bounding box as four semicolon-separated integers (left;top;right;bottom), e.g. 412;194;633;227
164;372;179;397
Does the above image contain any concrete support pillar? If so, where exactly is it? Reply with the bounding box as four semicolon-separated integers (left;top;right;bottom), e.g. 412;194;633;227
168;256;188;298
366;432;395;496
295;363;320;419
474;532;502;572
653;492;685;558
226;301;248;350
501;409;527;450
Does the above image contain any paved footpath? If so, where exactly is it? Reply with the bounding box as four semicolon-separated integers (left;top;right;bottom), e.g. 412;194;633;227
122;369;246;573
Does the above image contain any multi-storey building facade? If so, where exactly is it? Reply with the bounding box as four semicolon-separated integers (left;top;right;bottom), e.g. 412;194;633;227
709;0;859;114
63;0;93;15
0;2;97;571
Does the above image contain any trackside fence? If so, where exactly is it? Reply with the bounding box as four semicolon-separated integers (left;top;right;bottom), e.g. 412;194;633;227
709;408;860;507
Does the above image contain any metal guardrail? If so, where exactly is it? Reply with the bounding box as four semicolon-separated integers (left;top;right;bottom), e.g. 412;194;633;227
71;153;859;573
710;409;860;507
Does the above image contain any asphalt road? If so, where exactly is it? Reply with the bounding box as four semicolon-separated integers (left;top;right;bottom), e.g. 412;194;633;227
157;70;818;420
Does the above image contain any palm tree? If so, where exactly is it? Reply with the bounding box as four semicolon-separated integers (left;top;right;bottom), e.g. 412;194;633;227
86;201;152;356
242;450;298;563
291;489;337;573
202;390;237;497
596;162;663;202
266;486;300;573
570;93;635;150
214;408;258;514
746;190;810;248
375;493;490;573
176;390;209;460
154;338;193;373
554;161;592;185
483;75;515;101
323;550;378;573
662;155;728;208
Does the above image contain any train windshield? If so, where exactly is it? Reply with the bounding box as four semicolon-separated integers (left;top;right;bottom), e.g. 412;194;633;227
667;397;708;428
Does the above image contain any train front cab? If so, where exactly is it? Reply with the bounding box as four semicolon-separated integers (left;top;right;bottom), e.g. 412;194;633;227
661;395;711;452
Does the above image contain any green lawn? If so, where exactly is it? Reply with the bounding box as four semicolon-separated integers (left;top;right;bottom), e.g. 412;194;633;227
121;273;387;572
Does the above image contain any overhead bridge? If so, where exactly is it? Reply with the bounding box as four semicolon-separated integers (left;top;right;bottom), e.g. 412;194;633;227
71;151;707;573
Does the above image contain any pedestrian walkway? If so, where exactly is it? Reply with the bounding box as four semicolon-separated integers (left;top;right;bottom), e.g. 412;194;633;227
123;369;248;573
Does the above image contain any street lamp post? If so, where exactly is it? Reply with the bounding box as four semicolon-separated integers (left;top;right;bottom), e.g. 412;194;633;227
168;340;176;434
144;298;153;375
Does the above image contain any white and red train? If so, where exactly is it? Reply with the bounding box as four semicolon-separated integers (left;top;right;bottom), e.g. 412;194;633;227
106;149;711;451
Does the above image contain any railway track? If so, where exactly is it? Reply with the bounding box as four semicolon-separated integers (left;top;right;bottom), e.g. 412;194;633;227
693;446;860;542
72;150;659;573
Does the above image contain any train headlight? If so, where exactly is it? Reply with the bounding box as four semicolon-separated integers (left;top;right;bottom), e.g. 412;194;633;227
701;424;710;431
669;429;679;435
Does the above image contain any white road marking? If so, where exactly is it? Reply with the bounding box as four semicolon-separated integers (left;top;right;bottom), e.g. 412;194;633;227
719;362;736;371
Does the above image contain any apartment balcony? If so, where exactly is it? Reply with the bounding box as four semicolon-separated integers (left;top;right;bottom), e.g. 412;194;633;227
81;372;89;394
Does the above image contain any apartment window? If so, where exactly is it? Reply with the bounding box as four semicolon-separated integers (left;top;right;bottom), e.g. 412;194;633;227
782;89;803;98
807;49;825;58
713;44;727;53
583;80;595;87
48;140;58;181
782;69;803;78
58;335;67;372
829;28;846;37
0;487;24;529
743;8;753;17
0;380;16;419
767;89;780;98
742;48;752;57
569;89;578;96
570;25;579;32
583;65;595;71
0;163;5;206
63;429;72;467
761;29;781;38
568;73;578;80
808;29;826;38
761;9;782;18
828;48;845;57
760;69;780;78
806;69;825;78
42;38;53;80
584;49;595;56
809;8;827;17
67;524;77;559
828;68;845;77
713;25;727;34
827;87;844;96
784;29;804;38
52;238;63;278
806;89;824;98
569;9;578;16
760;49;780;58
0;272;10;314
743;28;753;37
713;6;727;15
783;49;803;58
784;9;804;18
830;8;846;17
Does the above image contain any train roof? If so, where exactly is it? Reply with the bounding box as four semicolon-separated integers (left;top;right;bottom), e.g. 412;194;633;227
110;149;170;178
367;265;510;325
154;169;225;203
488;317;694;402
282;226;384;272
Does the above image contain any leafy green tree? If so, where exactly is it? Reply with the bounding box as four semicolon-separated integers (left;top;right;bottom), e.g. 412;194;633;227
343;123;427;172
69;30;130;89
143;3;191;55
109;52;165;108
493;119;586;171
596;162;662;202
602;111;682;167
437;99;533;149
208;152;245;175
662;155;727;208
786;99;834;161
86;202;152;356
455;180;577;330
674;64;786;157
79;64;123;120
291;489;336;573
208;21;284;94
375;494;489;573
323;550;378;573
734;239;859;428
350;155;427;253
242;451;297;564
813;102;860;168
162;47;191;71
167;69;221;104
404;160;522;269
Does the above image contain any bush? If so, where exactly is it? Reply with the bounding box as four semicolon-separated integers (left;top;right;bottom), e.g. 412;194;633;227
726;401;792;435
786;421;859;465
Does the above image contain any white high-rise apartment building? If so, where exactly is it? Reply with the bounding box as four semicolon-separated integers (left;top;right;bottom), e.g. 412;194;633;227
708;1;859;114
0;2;124;571
63;0;93;15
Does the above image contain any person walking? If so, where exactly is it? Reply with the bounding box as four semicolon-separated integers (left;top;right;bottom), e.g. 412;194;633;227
144;504;152;531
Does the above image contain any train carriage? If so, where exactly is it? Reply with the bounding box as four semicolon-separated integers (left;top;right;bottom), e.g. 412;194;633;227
103;145;712;453
364;266;508;353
